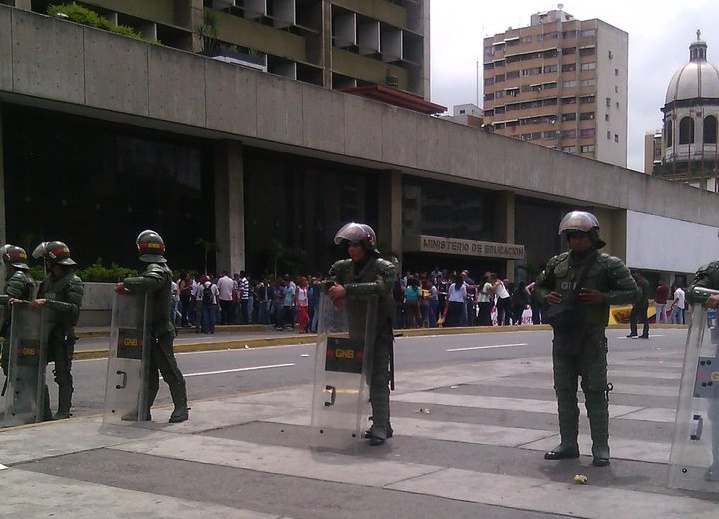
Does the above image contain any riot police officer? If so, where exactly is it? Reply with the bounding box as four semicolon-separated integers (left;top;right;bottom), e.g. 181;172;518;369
0;245;37;378
115;230;189;423
533;211;638;467
686;264;719;481
30;241;84;420
327;223;395;446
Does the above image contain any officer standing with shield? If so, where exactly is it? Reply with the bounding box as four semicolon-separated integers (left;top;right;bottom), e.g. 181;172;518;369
114;230;189;423
327;223;395;446
30;241;84;420
533;211;637;467
1;246;36;378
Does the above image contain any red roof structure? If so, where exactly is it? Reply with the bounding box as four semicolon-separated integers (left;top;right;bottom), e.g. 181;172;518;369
339;85;446;115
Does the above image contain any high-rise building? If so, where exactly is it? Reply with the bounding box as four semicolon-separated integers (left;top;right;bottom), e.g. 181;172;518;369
20;0;430;100
482;8;628;167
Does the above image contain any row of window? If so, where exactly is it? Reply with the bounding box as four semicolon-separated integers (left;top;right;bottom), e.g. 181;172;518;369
485;94;599;116
484;28;598;54
485;47;596;69
485;62;596;85
666;115;719;146
561;145;595;153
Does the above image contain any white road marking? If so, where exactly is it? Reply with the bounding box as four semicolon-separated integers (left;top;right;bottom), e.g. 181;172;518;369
180;363;295;378
446;343;528;352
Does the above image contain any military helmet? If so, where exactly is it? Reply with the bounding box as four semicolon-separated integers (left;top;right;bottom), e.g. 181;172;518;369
334;222;379;255
136;229;167;263
33;241;77;266
2;245;30;270
558;211;606;249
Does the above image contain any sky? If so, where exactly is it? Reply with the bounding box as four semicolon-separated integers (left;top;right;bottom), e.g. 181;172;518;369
429;1;719;172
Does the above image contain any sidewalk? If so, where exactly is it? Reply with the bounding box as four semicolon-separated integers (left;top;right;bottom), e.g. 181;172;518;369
0;328;715;519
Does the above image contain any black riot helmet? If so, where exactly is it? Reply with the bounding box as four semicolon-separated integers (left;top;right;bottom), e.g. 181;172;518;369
2;245;30;270
136;229;167;263
334;222;380;256
558;211;606;249
32;241;77;266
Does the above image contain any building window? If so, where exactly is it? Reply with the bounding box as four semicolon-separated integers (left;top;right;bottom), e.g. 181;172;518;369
704;115;718;143
484;93;495;101
561;112;576;121
562;80;577;88
561;145;577;152
543;64;557;73
579;95;595;104
580;79;596;87
666;123;673;146
507;70;520;79
580;62;596;70
607;131;611;139
579;112;595;120
484;78;495;86
580;145;595;153
579;47;596;56
605;114;609;121
614;134;619;142
614;85;619;93
563;30;577;39
605;97;611;107
521;35;532;43
561;97;577;105
561;129;576;138
495;74;505;82
562;47;576;55
562;63;576;72
580;128;595;137
679;116;695;144
615;68;619;76
580;29;597;38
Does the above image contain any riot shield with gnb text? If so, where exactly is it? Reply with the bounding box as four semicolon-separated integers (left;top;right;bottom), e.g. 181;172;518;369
310;292;377;451
668;304;719;492
3;304;49;426
103;291;151;427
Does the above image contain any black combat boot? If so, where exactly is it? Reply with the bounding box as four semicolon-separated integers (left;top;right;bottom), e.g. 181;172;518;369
545;396;580;460
586;391;610;467
168;382;189;423
54;385;73;420
42;385;53;422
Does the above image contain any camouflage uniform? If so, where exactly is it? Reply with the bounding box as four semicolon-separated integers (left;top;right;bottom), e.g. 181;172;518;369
0;265;35;377
37;267;84;419
328;223;395;444
687;261;719;480
121;230;188;423
533;211;637;466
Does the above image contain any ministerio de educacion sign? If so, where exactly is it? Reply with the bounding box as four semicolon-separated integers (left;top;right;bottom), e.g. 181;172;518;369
403;235;525;260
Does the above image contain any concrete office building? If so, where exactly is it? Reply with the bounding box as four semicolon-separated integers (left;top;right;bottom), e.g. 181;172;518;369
656;33;719;191
483;8;628;167
14;0;430;99
1;4;718;292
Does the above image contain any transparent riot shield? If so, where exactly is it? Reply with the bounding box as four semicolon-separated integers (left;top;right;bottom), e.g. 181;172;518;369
668;304;719;492
3;304;48;426
310;292;377;451
102;291;151;426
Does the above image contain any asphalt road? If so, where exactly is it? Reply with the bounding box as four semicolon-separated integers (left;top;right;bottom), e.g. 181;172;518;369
20;326;689;419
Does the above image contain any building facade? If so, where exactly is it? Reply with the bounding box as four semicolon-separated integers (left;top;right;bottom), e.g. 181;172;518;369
482;8;628;167
1;5;718;292
11;0;430;98
656;33;719;190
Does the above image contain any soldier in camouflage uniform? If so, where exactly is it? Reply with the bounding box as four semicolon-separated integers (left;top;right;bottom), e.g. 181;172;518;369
30;241;84;420
0;245;36;379
115;230;188;423
687;263;719;481
533;211;638;467
327;223;395;446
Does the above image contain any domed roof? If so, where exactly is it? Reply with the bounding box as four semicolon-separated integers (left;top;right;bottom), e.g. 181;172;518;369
665;33;719;105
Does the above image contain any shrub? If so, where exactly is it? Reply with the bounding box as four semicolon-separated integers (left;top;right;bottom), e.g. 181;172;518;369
47;3;152;42
76;258;138;283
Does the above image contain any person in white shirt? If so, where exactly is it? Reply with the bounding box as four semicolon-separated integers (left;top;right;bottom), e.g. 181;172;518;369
669;285;686;324
216;271;235;325
445;274;467;327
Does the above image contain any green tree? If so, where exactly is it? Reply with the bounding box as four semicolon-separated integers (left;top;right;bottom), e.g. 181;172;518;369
195;239;220;275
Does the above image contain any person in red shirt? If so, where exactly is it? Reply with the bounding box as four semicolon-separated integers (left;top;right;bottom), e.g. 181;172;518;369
654;280;669;324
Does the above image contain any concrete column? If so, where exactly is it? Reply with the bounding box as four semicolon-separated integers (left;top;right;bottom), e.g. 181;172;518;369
174;0;204;52
494;190;516;280
9;1;31;10
378;170;402;264
593;207;627;262
0;104;5;245
321;0;332;88
214;140;245;275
